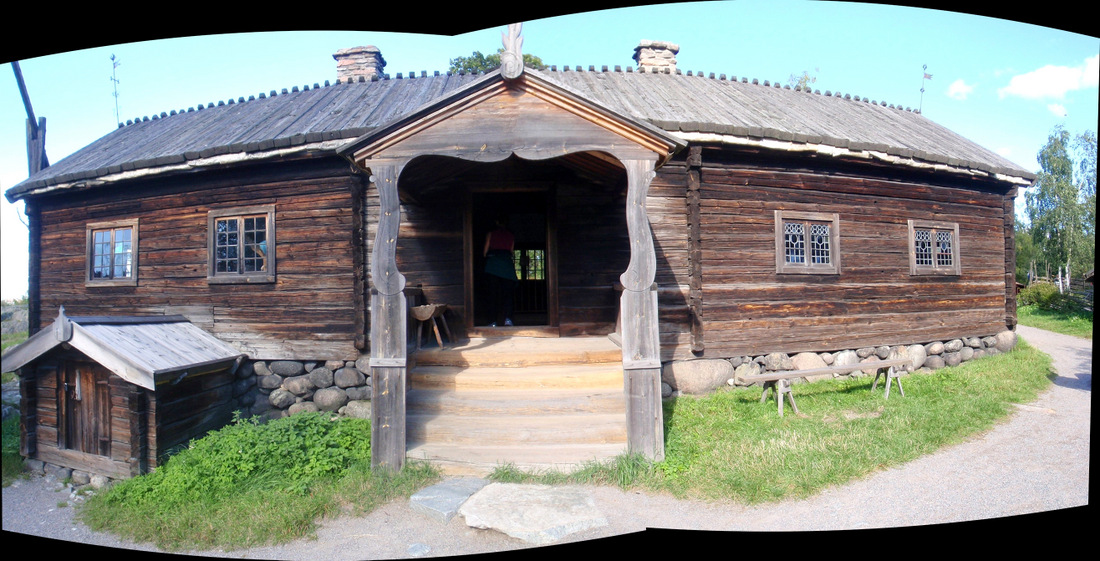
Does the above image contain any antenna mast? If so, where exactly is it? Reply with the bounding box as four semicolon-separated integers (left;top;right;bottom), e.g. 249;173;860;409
110;54;121;125
919;64;932;113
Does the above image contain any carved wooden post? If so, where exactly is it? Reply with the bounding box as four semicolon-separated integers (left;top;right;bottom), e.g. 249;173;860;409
368;161;408;471
619;158;664;461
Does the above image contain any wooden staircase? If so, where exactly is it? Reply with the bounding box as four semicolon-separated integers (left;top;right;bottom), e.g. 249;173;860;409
405;335;628;476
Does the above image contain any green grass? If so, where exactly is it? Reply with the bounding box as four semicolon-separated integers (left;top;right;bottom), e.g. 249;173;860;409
491;339;1055;503
1017;304;1093;339
2;330;27;355
2;414;25;486
2;331;28;383
75;412;440;551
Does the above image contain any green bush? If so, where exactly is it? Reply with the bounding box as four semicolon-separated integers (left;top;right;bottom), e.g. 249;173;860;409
1018;282;1075;311
100;412;372;511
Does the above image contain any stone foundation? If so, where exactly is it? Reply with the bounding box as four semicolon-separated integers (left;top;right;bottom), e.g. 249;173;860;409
660;330;1019;398
237;356;373;421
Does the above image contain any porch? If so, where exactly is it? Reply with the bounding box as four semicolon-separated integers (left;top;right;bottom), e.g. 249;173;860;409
336;48;684;470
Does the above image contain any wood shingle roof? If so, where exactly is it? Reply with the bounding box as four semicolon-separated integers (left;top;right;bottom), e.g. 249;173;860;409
6;64;1034;202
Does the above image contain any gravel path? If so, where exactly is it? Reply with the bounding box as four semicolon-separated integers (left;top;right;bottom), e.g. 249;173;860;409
3;325;1090;557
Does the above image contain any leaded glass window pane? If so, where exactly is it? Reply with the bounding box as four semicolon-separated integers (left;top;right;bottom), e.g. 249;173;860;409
784;222;805;264
936;231;953;267
914;229;933;266
810;223;831;264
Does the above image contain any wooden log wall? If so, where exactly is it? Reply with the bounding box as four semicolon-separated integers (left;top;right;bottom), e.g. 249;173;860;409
555;182;629;336
152;368;237;462
394;192;466;328
647;159;694;360
678;147;1014;360
33;157;362;361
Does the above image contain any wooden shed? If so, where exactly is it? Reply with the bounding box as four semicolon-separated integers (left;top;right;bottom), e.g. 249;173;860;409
4;25;1036;473
2;308;244;479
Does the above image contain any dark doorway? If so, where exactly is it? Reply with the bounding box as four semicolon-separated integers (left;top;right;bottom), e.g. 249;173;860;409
470;189;555;327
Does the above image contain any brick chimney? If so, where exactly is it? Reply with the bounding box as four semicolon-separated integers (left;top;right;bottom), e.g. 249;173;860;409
633;40;679;72
333;46;386;82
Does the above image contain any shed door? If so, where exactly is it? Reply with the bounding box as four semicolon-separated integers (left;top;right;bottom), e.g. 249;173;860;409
59;361;112;457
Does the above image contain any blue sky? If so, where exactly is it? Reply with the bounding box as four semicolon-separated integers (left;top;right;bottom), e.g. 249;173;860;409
1;1;1097;300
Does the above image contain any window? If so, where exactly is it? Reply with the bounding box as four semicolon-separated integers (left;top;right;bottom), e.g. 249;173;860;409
513;249;546;280
775;210;840;274
908;220;960;275
208;205;275;283
86;219;138;286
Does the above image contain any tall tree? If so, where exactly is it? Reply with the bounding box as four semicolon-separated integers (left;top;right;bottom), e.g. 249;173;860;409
449;50;545;74
1024;125;1096;279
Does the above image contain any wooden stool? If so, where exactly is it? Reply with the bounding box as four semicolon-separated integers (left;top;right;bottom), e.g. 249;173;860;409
411;304;451;350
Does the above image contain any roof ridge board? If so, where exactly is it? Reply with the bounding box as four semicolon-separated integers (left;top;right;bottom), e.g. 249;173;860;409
549;71;644;122
137;102;245;163
218;90;316;149
637;72;726;127
614;71;693;125
237;84;340;145
336;75;445;133
683;72;778;131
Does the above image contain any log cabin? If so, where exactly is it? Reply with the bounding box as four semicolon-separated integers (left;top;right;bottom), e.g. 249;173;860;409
4;26;1035;475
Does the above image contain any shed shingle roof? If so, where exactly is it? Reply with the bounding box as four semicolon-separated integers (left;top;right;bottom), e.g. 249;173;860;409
1;310;244;390
6;65;1034;201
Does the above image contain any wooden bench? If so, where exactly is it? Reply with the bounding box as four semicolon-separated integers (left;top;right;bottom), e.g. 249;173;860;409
742;357;913;417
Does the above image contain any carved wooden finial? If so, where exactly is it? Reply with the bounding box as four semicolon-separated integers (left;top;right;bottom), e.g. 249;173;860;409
54;305;73;342
500;23;524;80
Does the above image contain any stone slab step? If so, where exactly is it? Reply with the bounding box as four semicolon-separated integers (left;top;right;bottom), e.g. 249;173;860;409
406;442;629;476
409;364;623;390
406;387;626;416
407;413;628;445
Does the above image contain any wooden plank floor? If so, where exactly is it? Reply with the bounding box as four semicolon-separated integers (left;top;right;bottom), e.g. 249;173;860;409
405;336;628;476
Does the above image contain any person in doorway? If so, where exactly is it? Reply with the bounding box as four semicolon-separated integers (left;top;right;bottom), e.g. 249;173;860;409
483;215;517;327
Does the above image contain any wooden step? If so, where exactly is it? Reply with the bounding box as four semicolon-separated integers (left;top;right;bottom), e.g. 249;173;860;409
406;442;629;476
407;413;627;445
404;336;629;475
409;363;623;391
406;387;626;416
414;336;622;368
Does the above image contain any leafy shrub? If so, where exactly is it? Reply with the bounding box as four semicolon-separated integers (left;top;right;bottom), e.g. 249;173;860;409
1019;282;1069;310
101;412;371;511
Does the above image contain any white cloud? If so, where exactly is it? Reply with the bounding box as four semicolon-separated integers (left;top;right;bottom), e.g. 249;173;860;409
1047;103;1068;117
947;79;974;100
998;54;1100;99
